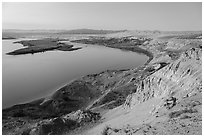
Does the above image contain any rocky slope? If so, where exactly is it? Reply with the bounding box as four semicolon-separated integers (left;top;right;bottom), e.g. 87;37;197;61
2;31;202;135
99;35;202;135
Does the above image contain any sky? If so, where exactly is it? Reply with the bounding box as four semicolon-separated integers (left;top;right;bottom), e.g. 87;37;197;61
2;2;202;31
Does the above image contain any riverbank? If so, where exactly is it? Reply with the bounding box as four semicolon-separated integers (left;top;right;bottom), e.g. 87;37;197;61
2;31;202;135
71;36;154;64
2;37;16;40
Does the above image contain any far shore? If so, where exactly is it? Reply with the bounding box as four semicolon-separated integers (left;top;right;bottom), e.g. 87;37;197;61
2;37;16;40
6;38;82;55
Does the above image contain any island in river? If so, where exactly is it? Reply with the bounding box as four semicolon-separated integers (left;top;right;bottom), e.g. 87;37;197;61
2;30;202;135
7;38;82;55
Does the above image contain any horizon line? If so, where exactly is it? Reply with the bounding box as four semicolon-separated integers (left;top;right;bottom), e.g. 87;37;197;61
2;28;202;32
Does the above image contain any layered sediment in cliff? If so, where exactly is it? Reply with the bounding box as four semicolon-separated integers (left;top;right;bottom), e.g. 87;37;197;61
124;44;202;109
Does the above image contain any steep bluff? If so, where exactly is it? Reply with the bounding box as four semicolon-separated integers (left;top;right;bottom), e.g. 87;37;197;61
124;44;202;109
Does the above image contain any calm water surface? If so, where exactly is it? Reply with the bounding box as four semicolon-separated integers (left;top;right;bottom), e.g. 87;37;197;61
2;38;148;108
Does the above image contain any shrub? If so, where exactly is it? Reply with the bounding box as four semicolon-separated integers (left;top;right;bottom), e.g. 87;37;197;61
101;125;111;135
169;109;197;119
12;110;26;117
180;115;191;119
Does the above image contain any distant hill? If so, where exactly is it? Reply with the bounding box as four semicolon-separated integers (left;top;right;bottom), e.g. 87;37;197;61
3;29;127;34
56;29;127;34
2;29;127;38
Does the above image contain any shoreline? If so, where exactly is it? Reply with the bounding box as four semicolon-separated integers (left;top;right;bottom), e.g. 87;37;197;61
71;37;154;64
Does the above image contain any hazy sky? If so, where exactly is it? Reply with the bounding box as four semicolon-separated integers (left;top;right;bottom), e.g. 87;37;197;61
2;2;202;31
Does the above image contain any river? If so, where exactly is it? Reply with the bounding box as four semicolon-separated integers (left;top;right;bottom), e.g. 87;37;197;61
2;37;148;108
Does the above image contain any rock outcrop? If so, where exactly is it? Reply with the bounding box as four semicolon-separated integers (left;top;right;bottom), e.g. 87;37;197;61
20;110;100;135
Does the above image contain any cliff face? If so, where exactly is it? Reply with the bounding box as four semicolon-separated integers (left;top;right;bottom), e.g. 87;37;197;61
124;44;202;109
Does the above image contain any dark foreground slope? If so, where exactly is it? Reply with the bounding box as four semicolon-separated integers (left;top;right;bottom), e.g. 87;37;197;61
2;31;202;135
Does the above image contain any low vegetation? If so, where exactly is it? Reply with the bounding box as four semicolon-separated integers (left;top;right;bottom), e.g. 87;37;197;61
169;109;198;119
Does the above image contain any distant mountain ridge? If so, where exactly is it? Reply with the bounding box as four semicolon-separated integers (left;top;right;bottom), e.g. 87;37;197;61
2;29;127;39
56;29;127;34
3;29;127;34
